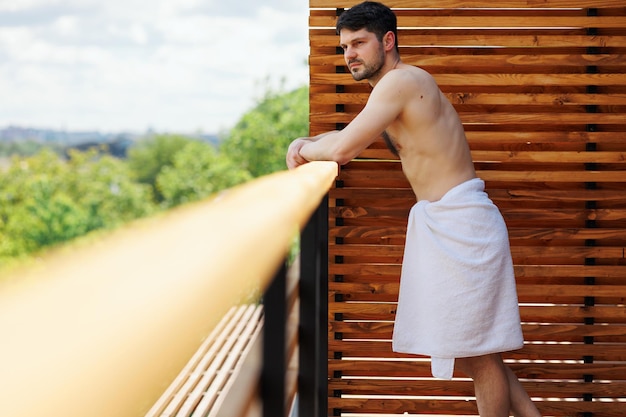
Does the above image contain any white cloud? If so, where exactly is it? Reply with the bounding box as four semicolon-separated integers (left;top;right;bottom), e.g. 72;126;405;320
0;0;309;133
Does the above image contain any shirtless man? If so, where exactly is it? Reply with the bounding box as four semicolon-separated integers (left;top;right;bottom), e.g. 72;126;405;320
286;2;541;416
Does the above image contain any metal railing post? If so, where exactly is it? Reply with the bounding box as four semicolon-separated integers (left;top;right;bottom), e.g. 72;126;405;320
298;194;329;417
262;262;287;417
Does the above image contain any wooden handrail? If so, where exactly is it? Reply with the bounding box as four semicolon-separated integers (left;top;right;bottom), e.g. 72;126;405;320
0;161;338;417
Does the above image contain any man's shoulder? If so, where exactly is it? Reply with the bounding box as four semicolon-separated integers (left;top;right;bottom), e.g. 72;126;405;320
379;65;436;88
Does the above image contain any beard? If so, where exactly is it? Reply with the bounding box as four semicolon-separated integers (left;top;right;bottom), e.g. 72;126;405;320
348;44;385;81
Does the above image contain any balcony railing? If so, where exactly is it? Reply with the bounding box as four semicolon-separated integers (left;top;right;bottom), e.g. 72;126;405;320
0;161;338;417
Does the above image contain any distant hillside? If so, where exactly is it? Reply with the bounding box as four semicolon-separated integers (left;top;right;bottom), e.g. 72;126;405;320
0;126;220;158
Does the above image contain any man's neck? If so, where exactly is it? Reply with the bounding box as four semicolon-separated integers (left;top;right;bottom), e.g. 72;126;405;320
368;55;402;87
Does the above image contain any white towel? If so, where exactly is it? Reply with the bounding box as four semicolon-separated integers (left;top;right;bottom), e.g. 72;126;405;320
392;178;523;379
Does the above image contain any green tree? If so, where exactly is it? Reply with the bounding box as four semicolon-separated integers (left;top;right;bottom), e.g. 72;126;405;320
0;151;86;256
221;84;309;177
156;141;252;209
0;149;154;260
126;134;197;202
63;150;156;230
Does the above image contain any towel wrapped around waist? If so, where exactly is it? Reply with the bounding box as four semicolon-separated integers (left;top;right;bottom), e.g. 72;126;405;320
392;178;523;379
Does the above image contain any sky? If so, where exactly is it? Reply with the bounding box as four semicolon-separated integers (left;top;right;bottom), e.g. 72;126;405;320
0;0;310;134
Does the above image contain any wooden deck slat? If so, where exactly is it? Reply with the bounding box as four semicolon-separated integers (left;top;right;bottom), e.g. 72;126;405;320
186;306;263;417
145;307;243;417
144;305;263;417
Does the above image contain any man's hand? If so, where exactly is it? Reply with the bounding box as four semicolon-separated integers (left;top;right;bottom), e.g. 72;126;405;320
286;138;311;170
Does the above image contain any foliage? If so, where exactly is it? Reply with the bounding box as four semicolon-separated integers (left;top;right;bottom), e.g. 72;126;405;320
126;134;198;202
63;150;156;228
156;141;252;209
221;84;308;177
0;149;154;260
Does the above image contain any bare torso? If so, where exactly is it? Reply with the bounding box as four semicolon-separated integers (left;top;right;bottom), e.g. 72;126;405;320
382;64;476;202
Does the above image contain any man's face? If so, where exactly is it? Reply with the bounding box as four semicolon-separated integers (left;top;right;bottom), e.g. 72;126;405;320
339;28;385;82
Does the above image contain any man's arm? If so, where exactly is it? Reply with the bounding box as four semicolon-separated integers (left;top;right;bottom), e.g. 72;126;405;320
296;69;412;167
286;131;339;170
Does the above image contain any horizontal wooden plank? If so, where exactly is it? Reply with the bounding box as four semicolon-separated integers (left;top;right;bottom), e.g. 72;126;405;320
328;358;626;380
450;131;626;145
523;323;626;342
330;187;626;203
328;302;398;319
328;281;626;307
310;15;626;29
329;280;626;298
311;92;626;107
329;225;626;241
310;54;626;69
330;205;626;223
327;339;626;361
473;150;626;163
358;147;626;165
329;264;401;279
333;206;626;225
310;0;626;8
313;6;626;16
345;132;626;152
515;265;626;278
311;73;626;86
329;302;626;323
329;319;626;343
330;377;476;396
316;110;626;125
327;396;625;417
311;6;606;17
513;342;626;361
329;281;399;296
518;284;626;298
330;290;626;306
313;111;626;125
503;208;626;223
311;32;626;48
460;112;626;124
478;188;626;203
508;227;626;240
329;378;626;398
329;188;414;201
327;397;480;415
511;246;626;259
332;207;410;220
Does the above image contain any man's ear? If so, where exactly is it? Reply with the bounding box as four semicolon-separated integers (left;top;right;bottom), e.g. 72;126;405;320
383;31;396;52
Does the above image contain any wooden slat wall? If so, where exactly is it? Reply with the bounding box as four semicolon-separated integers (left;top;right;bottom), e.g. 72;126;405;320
309;1;626;416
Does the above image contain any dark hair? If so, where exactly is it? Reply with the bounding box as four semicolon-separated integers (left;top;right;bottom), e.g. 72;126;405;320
336;2;399;52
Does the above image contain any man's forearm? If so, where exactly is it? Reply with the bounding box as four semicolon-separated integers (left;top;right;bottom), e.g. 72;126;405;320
299;130;352;165
308;130;339;142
